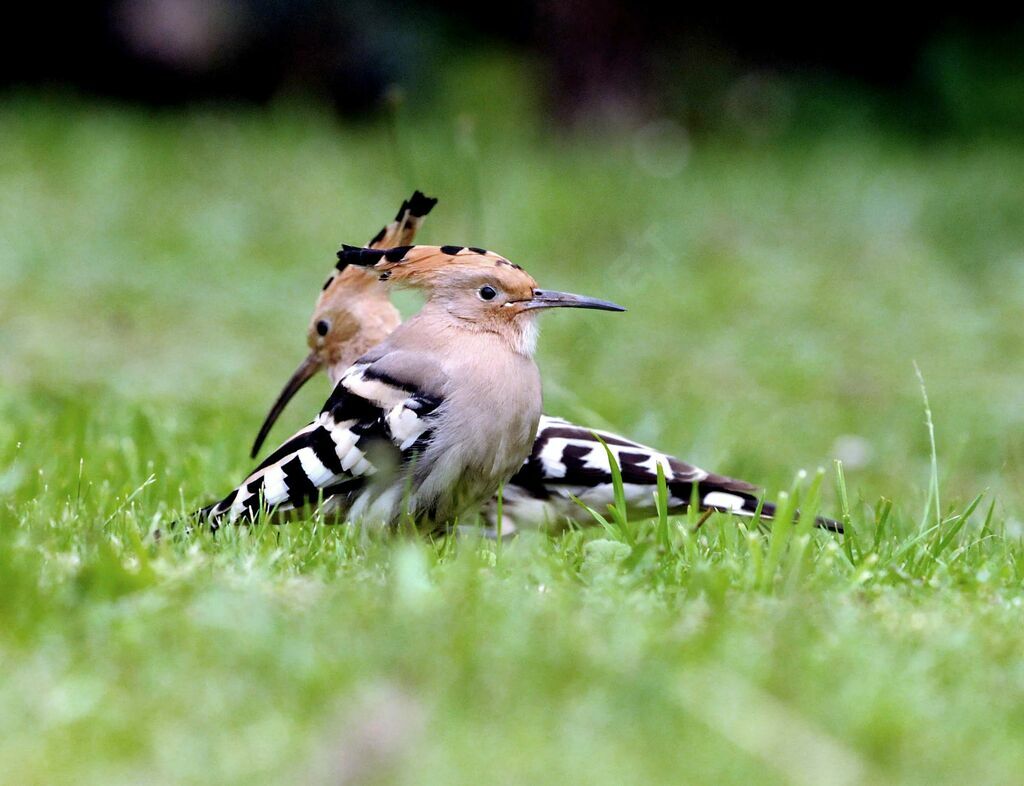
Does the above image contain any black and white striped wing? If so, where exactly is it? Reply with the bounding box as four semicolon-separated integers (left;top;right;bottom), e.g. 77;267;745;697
496;416;842;533
201;362;440;527
500;415;754;519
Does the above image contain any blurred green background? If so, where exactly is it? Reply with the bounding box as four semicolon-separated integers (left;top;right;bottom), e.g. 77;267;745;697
2;6;1024;785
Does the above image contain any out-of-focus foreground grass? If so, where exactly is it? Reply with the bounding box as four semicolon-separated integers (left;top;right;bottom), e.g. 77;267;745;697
2;74;1024;784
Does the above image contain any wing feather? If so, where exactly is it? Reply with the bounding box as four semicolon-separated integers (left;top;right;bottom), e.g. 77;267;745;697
200;363;442;528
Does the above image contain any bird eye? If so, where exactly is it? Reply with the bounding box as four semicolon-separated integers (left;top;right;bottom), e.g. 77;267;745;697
478;285;497;301
315;319;330;336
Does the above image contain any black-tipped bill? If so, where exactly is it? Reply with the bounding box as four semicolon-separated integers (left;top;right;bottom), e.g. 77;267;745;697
250;352;322;458
519;289;626;312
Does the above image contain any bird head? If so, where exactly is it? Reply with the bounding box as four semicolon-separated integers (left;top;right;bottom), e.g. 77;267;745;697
306;266;397;368
248;265;400;459
336;244;625;334
305;191;439;373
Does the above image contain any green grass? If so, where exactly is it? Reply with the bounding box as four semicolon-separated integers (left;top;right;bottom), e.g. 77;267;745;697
3;90;1024;784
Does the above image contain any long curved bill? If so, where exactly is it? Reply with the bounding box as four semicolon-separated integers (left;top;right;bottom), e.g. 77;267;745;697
519;289;626;312
250;351;322;458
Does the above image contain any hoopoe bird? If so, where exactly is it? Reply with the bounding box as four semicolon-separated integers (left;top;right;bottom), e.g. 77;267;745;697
246;192;843;534
247;192;437;458
200;244;624;530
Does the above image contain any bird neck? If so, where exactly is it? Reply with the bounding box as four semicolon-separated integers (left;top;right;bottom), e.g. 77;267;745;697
415;301;539;358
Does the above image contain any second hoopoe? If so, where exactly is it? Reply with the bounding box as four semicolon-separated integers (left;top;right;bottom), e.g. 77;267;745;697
247;193;843;534
201;244;623;529
247;193;436;457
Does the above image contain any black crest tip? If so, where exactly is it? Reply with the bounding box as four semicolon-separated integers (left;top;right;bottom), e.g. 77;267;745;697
384;245;413;262
408;191;439;218
337;245;385;268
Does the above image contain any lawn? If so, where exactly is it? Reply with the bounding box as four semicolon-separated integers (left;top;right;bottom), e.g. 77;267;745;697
2;86;1024;785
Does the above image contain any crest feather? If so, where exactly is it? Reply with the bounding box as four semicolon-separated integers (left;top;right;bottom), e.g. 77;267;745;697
335;244;521;286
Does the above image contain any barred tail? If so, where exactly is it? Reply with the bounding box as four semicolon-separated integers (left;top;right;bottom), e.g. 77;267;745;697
493;416;844;535
691;487;844;534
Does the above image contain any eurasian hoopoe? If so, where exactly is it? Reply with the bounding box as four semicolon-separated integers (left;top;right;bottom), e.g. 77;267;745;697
246;192;843;534
248;192;437;458
201;244;624;530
